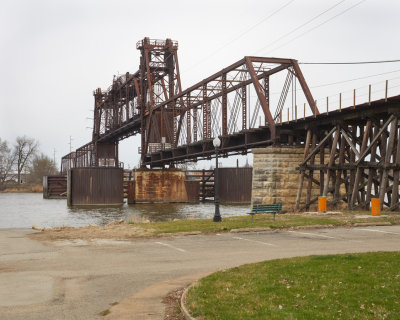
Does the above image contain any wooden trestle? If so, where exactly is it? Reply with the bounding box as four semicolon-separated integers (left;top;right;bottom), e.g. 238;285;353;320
296;103;400;211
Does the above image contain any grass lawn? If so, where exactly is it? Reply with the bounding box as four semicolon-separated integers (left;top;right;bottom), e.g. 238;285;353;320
134;212;400;235
186;252;400;320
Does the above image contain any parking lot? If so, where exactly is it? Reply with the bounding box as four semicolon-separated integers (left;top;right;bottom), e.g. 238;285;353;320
1;225;400;319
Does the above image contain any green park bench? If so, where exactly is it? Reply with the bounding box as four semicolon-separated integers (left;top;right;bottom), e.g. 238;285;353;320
247;204;282;222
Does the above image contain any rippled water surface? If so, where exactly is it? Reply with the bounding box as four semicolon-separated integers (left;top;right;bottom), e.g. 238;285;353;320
0;193;249;229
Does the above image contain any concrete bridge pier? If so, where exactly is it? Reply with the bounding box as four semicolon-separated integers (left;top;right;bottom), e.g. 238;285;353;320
133;169;192;203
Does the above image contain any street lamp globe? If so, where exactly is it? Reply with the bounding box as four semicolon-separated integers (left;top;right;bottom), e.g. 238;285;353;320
213;136;221;149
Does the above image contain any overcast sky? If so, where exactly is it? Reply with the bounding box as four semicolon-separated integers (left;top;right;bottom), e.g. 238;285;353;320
1;0;400;169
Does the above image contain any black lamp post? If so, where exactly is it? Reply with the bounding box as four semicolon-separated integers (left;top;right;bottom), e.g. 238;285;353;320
213;137;222;222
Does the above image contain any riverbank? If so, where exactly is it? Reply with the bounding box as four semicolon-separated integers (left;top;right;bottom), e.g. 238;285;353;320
29;211;400;241
0;183;42;193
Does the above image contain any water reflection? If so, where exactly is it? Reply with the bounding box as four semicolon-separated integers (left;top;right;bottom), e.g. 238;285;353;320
0;193;249;229
127;203;189;222
67;205;126;226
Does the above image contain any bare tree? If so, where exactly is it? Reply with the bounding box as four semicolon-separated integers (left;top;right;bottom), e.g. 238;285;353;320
13;136;39;184
28;153;58;184
176;161;198;170
0;138;15;187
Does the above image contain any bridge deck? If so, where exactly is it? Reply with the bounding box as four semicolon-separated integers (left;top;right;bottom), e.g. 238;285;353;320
143;95;400;167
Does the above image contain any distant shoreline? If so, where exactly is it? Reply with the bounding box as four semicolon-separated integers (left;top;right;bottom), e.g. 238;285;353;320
0;184;43;193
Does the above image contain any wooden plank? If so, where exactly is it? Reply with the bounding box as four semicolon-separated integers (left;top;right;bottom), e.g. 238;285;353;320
391;124;400;209
350;121;371;207
359;126;366;203
340;128;360;158
320;145;325;195
334;135;346;203
380;117;397;207
295;129;312;211
304;172;320;185
365;126;379;208
347;126;356;209
300;127;336;166
306;133;317;209
323;126;340;196
356;115;395;165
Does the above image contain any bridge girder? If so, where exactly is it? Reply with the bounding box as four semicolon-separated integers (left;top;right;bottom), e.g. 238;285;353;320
61;37;338;171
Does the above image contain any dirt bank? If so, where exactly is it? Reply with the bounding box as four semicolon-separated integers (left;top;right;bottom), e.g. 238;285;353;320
29;220;154;241
28;212;400;242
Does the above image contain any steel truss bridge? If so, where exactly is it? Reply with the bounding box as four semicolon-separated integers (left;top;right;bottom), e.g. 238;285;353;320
62;37;400;210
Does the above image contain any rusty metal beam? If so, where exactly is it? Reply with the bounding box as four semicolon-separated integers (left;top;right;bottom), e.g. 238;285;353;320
291;60;319;116
245;57;275;138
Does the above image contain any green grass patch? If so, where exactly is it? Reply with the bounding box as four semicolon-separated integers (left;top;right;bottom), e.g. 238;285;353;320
133;212;400;235
186;252;400;319
100;309;110;316
137;215;340;234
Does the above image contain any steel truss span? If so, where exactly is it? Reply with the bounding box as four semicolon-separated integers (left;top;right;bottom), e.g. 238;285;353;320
60;37;400;210
61;37;318;172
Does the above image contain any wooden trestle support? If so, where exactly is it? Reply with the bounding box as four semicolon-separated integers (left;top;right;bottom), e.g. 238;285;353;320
295;113;400;211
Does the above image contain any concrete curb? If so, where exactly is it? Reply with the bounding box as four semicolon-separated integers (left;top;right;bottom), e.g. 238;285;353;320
228;222;393;234
230;226;271;233
180;281;197;320
352;222;392;227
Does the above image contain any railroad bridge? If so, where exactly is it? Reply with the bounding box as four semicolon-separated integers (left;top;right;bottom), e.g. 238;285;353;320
61;38;400;211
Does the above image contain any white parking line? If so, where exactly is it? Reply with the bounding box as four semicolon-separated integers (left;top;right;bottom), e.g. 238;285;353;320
287;231;336;239
232;236;278;247
356;229;400;235
155;242;186;252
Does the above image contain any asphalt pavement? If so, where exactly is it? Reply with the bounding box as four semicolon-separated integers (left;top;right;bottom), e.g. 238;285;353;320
1;225;400;319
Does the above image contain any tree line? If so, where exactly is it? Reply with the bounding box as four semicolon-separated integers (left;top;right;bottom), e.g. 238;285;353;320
0;136;58;189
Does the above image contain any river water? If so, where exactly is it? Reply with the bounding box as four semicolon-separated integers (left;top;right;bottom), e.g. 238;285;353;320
0;193;249;229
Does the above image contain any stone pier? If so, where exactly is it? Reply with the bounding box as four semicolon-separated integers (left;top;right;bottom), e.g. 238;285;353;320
251;146;319;212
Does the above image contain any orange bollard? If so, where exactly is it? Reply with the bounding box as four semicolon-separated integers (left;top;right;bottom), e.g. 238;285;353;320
371;198;381;216
318;196;327;213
